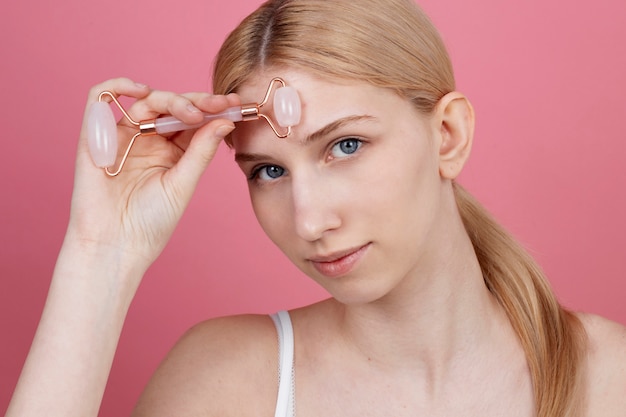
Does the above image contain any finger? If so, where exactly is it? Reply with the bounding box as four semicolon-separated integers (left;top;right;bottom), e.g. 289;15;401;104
163;120;235;203
86;77;150;104
187;92;242;113
167;93;243;153
127;91;241;126
169;129;195;153
166;94;242;153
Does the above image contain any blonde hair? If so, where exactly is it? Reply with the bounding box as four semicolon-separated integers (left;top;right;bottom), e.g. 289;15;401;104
213;0;586;415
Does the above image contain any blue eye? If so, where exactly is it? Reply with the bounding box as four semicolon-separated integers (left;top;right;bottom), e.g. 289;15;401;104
331;138;362;157
253;165;285;181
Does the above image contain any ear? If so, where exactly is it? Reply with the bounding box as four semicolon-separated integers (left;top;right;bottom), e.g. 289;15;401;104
433;92;475;180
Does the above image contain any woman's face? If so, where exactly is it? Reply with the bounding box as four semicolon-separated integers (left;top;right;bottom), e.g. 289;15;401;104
232;70;454;304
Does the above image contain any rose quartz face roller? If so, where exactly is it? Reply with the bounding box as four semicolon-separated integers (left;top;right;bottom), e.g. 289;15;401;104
87;77;301;176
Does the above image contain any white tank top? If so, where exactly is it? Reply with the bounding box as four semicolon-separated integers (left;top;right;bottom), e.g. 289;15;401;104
270;311;296;417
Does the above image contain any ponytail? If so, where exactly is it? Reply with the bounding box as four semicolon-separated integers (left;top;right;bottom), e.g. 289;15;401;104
454;182;586;416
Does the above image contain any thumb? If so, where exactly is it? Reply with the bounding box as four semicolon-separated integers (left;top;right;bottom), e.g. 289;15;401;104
163;121;235;203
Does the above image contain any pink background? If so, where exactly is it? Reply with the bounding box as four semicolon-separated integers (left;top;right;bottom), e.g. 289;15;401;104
1;0;625;414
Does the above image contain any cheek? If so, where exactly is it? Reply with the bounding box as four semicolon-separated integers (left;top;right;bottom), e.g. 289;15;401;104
371;140;442;226
373;140;438;198
249;190;292;247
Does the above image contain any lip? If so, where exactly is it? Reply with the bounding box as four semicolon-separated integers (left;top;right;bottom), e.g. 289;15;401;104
308;243;370;278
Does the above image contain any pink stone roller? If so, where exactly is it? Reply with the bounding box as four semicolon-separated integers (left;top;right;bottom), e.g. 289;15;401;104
87;78;301;176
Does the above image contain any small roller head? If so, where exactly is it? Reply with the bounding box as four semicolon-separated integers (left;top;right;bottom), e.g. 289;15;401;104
273;86;301;128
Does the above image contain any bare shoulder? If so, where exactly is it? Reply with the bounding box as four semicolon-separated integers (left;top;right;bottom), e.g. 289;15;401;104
132;314;279;417
577;313;626;416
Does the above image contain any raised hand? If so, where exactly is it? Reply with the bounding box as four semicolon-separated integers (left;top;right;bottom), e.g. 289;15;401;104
71;77;239;271
6;78;239;417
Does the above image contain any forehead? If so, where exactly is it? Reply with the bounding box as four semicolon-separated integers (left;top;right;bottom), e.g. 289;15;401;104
232;69;418;144
237;70;367;112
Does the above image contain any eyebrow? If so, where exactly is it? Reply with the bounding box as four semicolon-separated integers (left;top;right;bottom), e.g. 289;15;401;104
235;114;376;163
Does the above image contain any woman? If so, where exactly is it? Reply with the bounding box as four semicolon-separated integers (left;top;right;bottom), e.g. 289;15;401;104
7;0;626;416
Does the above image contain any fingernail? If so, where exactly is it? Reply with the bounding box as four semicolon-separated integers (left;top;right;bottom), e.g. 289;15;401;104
216;125;235;138
186;103;201;113
135;82;148;89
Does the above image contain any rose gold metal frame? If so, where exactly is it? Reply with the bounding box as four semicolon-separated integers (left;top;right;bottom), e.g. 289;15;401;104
97;77;293;177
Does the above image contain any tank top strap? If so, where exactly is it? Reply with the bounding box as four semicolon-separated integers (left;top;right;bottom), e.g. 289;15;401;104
270;310;296;417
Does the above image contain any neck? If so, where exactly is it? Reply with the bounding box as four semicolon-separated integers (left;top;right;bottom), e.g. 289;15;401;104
333;213;516;381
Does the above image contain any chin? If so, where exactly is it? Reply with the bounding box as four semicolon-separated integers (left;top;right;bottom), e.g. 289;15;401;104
321;279;393;307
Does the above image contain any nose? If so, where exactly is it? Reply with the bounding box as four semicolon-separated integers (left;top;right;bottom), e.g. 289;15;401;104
291;174;341;242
